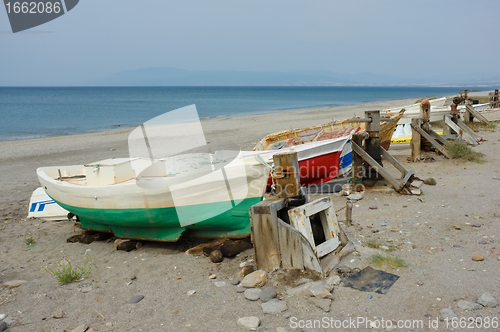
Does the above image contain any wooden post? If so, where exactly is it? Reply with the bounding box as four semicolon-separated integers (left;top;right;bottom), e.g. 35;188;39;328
352;132;368;190
273;152;301;198
465;102;490;125
345;201;353;226
410;118;422;162
420;100;431;132
464;100;473;123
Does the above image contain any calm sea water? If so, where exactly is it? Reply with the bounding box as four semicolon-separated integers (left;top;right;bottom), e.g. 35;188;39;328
0;86;466;141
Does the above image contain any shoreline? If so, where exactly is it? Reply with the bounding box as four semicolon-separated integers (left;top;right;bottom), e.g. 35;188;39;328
0;91;494;142
0;95;426;148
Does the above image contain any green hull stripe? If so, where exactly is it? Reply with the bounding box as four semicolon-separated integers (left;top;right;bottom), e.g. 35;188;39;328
55;197;262;242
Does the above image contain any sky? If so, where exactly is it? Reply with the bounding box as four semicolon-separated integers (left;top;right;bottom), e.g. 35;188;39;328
1;0;500;86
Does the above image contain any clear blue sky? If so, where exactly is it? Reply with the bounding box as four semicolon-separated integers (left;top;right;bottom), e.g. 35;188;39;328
1;0;499;86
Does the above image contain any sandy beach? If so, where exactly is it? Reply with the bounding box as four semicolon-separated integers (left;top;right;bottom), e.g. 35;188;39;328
1;93;500;332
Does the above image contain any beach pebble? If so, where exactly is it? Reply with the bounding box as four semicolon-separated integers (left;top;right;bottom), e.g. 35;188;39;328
369;205;378;210
477;293;498;307
3;280;27;288
70;325;87;332
0;314;5;320
276;327;289;332
209;250;223;263
347;193;363;201
230;278;241;285
236;286;246;293
237;316;260;330
440;308;457;319
241;270;267;288
478;240;488;244
472;255;484;261
105;322;113;327
288;280;333;299
244;288;262;301
417;281;424;286
456;300;482;311
261;299;288;315
129;295;144;304
187;290;196;296
451;225;461;230
80;287;91;293
241;265;255;277
209;273;216;279
490;248;500;254
423;178;436;185
259;288;277;302
307;297;332;312
472;223;482;227
0;321;7;332
52;311;65;319
453;244;461;248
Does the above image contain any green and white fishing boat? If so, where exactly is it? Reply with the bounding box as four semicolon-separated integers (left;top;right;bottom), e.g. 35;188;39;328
36;151;273;241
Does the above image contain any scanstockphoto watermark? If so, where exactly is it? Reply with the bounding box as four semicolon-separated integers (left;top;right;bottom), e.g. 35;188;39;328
290;316;427;330
3;0;79;33
290;316;500;330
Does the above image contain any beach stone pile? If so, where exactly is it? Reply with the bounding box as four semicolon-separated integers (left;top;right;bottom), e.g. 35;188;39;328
232;267;344;330
440;292;498;319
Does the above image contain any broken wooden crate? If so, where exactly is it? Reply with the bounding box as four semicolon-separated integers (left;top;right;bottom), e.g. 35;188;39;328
249;196;347;276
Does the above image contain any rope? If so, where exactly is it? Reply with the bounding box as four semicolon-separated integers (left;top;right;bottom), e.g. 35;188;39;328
335;204;348;213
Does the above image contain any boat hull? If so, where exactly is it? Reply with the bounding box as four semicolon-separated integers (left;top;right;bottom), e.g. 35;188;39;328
37;153;271;241
53;197;262;241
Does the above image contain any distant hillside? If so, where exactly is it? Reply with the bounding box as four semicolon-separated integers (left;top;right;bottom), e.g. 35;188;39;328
90;67;500;87
91;67;412;86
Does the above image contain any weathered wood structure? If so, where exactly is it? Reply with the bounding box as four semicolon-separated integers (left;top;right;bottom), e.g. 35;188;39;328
350;110;415;194
463;100;490;125
249;152;348;276
411;100;483;162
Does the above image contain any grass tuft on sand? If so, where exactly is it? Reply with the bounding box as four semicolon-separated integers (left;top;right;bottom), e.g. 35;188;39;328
364;240;398;251
44;254;92;285
371;254;407;268
25;236;35;246
448;142;486;163
467;121;496;132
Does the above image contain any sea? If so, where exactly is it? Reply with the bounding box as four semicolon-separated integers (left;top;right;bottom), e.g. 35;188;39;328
0;86;477;141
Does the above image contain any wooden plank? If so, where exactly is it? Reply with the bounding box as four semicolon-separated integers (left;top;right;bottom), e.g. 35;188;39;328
466;104;490;125
250;200;283;271
277;219;304;270
401;169;414;186
429;130;450;147
316;239;340;258
273;152;301;198
288;208;315;246
444;116;477;146
302;241;323;275
352;132;368;189
410;118;422;162
316;205;341;257
352;141;403;191
277;218;321;274
456;117;483;143
302;198;331;216
414;126;453;159
380;146;408;175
